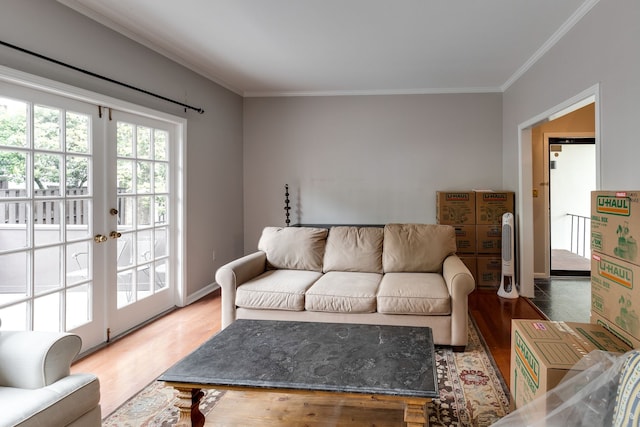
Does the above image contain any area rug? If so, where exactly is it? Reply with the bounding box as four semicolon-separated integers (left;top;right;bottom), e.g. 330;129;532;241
103;317;510;426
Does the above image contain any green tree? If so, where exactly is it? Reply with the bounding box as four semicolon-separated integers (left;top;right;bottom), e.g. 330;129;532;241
0;100;89;190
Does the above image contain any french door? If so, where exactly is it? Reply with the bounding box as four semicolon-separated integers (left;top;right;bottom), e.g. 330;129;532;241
0;78;180;352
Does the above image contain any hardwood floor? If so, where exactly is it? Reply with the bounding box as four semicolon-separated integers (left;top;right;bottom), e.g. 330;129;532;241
71;289;545;418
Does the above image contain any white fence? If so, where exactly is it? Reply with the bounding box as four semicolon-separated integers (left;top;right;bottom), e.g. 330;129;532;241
1;188;89;225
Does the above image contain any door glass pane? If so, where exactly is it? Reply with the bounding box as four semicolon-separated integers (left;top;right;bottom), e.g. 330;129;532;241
33;292;61;331
66;155;89;194
154;162;167;193
137;126;151;159
67;284;91;329
117;159;134;194
0;302;27;330
136;161;151;193
154;130;168;160
66;112;90;154
136;229;152;264
117;269;134;308
137;196;152;226
34;105;61;151
67;241;90;284
0;97;28;147
34;153;61;192
66;198;90;240
34;246;62;295
0;251;28;304
34;199;62;245
0;201;28;250
155;259;168;291
137;266;151;300
117;196;134;229
117;122;134;157
155;196;167;225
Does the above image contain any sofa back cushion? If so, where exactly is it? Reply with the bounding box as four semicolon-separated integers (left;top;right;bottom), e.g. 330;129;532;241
323;226;384;273
258;226;328;272
382;223;456;273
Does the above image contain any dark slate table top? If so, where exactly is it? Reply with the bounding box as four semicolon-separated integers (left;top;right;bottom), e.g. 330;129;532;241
158;319;438;398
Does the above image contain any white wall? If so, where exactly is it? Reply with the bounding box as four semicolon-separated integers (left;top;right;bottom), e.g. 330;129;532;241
0;0;244;298
550;144;595;253
243;93;502;250
503;1;640;292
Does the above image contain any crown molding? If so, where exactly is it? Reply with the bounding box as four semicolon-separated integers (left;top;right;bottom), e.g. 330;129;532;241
501;0;600;92
243;86;503;98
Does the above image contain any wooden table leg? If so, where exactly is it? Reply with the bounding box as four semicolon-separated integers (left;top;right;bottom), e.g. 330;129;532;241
404;398;429;427
174;386;205;427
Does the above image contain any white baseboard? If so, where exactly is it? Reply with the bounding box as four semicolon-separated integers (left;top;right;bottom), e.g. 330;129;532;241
184;282;220;306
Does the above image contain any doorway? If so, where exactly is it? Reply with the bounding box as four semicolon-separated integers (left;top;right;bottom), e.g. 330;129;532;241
548;136;595;276
516;85;599;299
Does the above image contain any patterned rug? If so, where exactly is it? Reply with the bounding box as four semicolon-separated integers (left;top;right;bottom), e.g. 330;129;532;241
103;317;510;426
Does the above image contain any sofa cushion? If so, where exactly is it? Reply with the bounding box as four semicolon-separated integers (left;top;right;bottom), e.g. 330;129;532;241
305;271;381;313
235;269;322;311
323;226;384;273
258;227;328;272
382;223;456;273
377;272;451;315
0;373;100;427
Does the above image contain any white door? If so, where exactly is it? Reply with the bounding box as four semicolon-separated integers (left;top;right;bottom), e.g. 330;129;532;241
0;79;181;351
0;85;106;350
105;110;175;338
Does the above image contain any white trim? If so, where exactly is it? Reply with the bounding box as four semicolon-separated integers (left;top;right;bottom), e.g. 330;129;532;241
501;0;600;92
0;65;189;309
0;65;186;125
517;83;600;297
184;283;219;307
244;86;503;98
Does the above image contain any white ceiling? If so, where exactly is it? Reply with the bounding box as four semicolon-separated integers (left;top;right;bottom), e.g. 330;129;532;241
58;0;596;97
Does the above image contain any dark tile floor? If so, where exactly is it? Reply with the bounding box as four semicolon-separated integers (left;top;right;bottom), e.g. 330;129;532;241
531;277;591;323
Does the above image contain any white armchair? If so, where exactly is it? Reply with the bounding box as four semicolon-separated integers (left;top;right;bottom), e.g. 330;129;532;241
0;331;101;427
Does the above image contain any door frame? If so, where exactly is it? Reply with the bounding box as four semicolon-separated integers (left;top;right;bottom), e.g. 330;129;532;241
517;83;601;297
543;132;595;277
0;65;187;349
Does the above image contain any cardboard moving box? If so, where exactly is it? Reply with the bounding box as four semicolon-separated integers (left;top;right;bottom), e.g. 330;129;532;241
510;319;631;410
476;255;501;289
475;191;515;225
436;191;476;225
453;225;476;254
477;224;502;254
591;251;640;342
591;191;640;266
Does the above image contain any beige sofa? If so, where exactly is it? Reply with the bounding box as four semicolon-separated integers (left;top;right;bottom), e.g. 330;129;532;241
216;223;476;349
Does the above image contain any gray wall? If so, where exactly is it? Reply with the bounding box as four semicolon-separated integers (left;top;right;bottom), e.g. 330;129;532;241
503;1;640;294
503;1;640;190
0;0;244;298
243;93;503;250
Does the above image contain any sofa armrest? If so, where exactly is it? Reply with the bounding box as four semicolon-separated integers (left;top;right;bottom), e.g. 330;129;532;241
442;255;476;347
443;255;476;297
0;331;81;389
215;251;267;328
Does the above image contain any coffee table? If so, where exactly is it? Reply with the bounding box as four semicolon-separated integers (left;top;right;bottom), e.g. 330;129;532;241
159;319;438;426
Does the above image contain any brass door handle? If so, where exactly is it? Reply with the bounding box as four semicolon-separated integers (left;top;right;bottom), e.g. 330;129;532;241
94;234;108;243
110;231;122;239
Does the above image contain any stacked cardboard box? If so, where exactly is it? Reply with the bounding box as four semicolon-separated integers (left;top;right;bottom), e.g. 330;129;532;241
436;190;515;289
510;319;631;410
590;191;640;348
